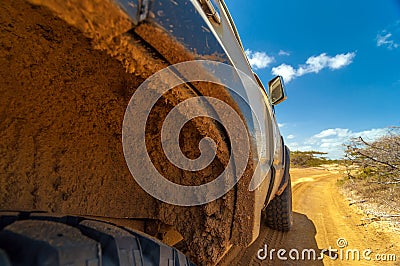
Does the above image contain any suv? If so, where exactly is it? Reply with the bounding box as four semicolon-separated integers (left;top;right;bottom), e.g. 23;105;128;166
0;0;292;265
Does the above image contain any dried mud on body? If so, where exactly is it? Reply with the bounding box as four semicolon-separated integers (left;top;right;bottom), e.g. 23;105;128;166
0;0;258;264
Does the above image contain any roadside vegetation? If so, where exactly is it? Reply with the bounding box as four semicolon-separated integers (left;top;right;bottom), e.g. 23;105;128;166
341;127;400;229
290;128;400;229
290;150;340;168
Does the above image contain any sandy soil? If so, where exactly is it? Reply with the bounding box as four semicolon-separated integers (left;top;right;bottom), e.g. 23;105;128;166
219;168;400;265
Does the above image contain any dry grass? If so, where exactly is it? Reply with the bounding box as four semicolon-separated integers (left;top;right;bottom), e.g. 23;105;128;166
340;177;400;231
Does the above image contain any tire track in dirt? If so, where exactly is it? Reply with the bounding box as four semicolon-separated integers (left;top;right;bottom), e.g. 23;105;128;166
219;168;400;265
292;168;400;266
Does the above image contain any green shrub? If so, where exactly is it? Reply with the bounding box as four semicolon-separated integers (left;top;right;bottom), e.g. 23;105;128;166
290;150;339;168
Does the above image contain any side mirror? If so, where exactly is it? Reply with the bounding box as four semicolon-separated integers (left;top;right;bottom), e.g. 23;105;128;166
268;76;287;105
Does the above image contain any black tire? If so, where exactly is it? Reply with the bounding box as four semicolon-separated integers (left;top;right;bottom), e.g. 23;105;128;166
265;146;293;232
0;212;195;266
265;176;293;232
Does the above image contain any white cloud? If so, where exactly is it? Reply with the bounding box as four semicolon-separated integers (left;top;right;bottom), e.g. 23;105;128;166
278;50;291;56
272;52;356;83
314;128;351;139
355;128;389;141
278;123;285;128
287;134;295;140
245;49;275;70
297;127;389;159
272;64;297;82
287;142;312;152
376;32;399;50
327;53;357;69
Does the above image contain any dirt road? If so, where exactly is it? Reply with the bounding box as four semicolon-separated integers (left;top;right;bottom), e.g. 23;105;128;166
219;168;400;265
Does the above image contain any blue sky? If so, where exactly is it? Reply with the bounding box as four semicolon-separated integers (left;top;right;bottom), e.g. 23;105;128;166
225;0;400;158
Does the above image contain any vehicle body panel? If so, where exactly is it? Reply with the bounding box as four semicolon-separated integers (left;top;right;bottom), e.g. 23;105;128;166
125;0;287;243
1;0;288;263
115;0;287;243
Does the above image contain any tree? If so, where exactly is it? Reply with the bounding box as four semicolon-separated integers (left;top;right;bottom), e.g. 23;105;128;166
344;127;400;184
290;150;330;168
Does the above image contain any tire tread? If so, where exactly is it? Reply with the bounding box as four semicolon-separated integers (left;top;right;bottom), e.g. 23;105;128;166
0;212;195;266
